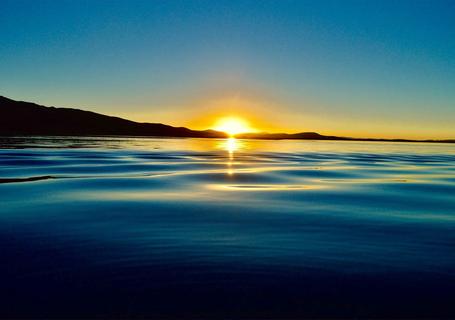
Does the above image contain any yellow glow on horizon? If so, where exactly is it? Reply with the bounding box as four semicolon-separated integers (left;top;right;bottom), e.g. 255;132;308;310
110;93;454;140
213;117;255;136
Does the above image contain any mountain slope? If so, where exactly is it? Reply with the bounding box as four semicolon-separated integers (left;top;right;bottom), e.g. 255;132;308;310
1;96;453;143
0;96;227;138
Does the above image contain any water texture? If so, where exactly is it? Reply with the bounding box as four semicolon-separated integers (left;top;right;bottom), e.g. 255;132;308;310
1;137;455;318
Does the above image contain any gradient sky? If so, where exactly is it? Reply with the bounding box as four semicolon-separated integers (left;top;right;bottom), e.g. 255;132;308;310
1;0;454;139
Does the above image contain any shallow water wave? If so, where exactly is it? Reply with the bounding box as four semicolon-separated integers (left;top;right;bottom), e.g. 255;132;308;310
0;137;455;318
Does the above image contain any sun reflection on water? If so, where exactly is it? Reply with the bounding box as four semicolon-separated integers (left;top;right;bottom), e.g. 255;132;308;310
219;137;242;175
226;137;238;158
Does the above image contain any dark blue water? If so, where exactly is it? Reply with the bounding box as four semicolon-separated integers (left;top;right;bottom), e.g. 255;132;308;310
1;137;455;318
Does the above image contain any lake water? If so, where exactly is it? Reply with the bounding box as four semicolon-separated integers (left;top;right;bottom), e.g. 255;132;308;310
1;136;455;318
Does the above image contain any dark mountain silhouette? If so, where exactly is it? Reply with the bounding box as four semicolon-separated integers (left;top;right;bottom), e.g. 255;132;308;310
238;131;454;143
1;95;453;143
0;96;227;138
237;132;349;140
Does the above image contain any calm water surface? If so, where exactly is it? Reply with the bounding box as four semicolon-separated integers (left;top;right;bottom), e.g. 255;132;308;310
1;137;455;318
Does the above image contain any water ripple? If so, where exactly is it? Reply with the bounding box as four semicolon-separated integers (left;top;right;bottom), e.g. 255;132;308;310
0;137;455;317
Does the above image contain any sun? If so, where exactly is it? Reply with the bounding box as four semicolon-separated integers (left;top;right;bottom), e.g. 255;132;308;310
213;117;254;137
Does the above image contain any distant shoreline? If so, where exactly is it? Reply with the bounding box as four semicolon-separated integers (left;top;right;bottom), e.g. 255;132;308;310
2;134;454;145
1;95;454;144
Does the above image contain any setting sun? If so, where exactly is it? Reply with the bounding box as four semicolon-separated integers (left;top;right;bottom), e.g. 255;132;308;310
213;117;255;136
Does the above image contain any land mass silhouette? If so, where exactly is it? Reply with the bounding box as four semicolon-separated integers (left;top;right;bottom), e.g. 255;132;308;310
0;96;226;138
1;95;453;143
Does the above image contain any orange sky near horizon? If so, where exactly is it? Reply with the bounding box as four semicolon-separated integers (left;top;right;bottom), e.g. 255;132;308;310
108;94;454;140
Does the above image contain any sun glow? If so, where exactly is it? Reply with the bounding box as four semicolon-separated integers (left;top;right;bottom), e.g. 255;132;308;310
219;137;243;176
213;117;254;136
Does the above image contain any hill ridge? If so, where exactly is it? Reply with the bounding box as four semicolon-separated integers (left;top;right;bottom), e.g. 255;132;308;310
1;95;454;143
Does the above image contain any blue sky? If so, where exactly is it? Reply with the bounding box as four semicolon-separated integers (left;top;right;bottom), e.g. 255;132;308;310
1;0;454;138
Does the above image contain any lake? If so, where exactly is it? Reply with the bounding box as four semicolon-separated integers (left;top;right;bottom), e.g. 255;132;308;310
1;136;454;318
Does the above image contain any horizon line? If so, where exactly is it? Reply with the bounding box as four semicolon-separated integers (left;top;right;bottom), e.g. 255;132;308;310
1;94;454;143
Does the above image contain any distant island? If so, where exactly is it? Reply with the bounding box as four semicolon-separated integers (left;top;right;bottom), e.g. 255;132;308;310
1;96;454;143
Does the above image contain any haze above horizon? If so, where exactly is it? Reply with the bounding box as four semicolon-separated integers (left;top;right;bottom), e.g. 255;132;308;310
1;0;454;139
